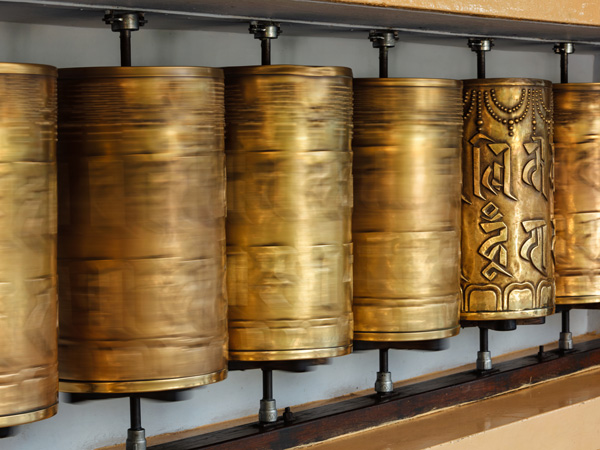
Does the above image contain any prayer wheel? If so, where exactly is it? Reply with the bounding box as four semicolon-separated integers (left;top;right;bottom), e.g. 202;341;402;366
461;78;554;320
554;84;600;305
57;67;227;393
0;63;58;426
352;78;462;341
224;65;353;361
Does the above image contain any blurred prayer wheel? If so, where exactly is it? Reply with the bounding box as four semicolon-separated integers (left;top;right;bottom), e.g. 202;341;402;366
57;67;227;393
554;84;600;305
0;63;58;426
224;65;353;361
461;78;554;320
352;78;462;341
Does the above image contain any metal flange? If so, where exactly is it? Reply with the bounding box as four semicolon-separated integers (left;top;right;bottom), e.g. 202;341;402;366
553;42;575;55
103;11;147;32
369;30;399;48
468;38;494;52
249;21;282;40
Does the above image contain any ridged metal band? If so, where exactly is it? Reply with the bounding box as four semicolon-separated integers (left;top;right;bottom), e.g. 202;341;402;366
0;62;57;76
223;65;352;78
59;66;223;79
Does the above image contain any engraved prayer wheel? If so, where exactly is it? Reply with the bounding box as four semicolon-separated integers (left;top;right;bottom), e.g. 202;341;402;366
461;78;554;320
0;64;58;426
352;78;462;341
224;65;353;361
57;67;227;393
554;84;600;305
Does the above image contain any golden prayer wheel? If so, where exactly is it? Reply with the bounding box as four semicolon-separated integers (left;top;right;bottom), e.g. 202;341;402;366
554;84;600;305
57;67;227;393
224;65;353;361
461;78;554;320
352;78;462;341
0;63;58;427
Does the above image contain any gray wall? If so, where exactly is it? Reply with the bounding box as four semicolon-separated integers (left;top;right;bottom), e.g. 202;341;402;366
0;20;597;450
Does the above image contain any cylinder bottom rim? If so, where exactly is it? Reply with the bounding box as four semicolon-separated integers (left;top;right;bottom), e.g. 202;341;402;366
556;295;600;305
461;307;554;321
59;369;227;394
0;403;58;427
353;327;459;342
229;345;352;362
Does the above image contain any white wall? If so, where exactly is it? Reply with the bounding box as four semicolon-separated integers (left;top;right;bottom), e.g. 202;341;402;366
0;20;598;450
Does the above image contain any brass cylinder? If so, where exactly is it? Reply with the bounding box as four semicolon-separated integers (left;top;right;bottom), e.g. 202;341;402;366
352;78;462;341
554;84;600;305
461;79;554;320
224;65;353;361
0;64;58;427
57;67;227;393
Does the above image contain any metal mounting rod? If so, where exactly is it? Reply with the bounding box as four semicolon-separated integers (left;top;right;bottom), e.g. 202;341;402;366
469;37;494;371
375;348;393;394
103;11;147;67
369;30;399;78
554;42;575;84
126;396;146;450
249;21;282;66
559;308;574;351
468;38;494;79
476;327;492;371
259;368;277;423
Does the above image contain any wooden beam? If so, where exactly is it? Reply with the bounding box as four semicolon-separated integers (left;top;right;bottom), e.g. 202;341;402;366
150;338;600;450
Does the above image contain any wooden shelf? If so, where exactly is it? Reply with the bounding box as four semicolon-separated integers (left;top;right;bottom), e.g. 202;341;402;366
1;0;600;44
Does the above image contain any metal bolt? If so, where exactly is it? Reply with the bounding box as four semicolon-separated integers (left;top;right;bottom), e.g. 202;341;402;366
553;42;575;55
468;38;494;52
249;21;282;40
369;30;399;48
103;11;147;32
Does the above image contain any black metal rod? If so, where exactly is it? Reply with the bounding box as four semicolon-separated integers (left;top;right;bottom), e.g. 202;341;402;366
379;348;389;373
120;30;132;67
262;368;273;400
379;46;388;78
477;50;485;79
560;51;568;83
130;396;142;431
479;327;489;352
261;39;271;66
562;309;571;334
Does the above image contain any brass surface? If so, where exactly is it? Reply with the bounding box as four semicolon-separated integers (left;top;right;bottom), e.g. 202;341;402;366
461;78;554;320
224;65;354;361
352;78;462;341
554;84;600;305
57;67;227;392
0;63;58;426
59;369;227;394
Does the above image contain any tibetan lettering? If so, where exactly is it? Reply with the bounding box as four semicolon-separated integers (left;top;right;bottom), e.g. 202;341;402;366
520;219;548;276
479;201;512;280
523;136;548;199
470;134;517;201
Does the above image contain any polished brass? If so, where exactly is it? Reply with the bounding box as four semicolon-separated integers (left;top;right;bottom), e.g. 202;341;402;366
461;78;554;320
0;63;58;426
554;84;600;305
352;78;462;341
57;67;227;392
224;65;353;361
